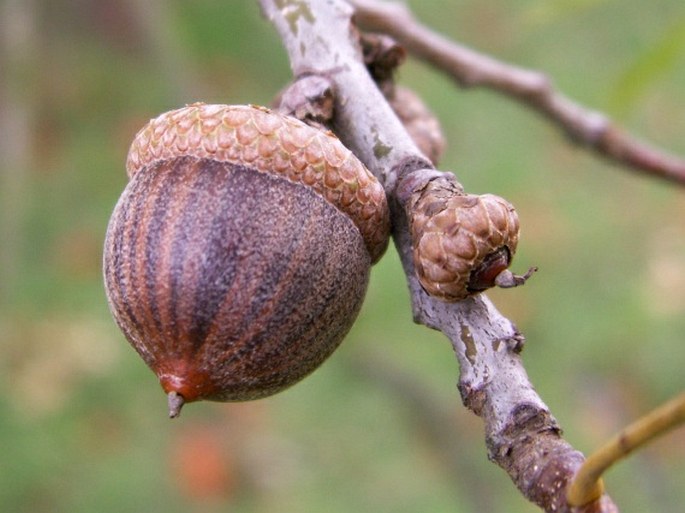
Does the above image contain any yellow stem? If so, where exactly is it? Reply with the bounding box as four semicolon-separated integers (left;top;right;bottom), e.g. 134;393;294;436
567;391;685;506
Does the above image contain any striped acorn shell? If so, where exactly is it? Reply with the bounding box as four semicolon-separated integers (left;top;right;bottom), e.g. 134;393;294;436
104;104;390;411
126;103;389;262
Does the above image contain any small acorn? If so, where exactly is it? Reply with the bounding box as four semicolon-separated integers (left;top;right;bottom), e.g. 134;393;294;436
388;86;446;165
405;176;534;301
103;103;390;417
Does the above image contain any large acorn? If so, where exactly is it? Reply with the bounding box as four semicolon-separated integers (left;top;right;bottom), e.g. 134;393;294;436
103;103;390;417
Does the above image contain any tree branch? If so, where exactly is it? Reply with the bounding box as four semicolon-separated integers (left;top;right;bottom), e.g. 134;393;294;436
350;0;685;186
568;391;685;507
259;1;619;511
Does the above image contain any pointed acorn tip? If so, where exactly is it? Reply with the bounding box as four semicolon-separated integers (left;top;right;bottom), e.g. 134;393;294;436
168;391;185;419
494;266;538;289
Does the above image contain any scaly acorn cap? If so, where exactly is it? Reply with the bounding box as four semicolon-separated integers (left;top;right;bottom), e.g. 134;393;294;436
408;178;521;301
126;103;390;263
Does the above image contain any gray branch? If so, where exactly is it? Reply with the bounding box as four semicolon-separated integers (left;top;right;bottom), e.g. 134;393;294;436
350;0;685;186
259;1;619;511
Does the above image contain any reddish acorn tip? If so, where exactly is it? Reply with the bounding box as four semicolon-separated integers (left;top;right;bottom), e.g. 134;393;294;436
168;391;185;419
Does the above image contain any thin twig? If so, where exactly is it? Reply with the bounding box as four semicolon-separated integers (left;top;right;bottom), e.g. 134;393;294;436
568;391;685;507
350;0;685;185
259;1;619;511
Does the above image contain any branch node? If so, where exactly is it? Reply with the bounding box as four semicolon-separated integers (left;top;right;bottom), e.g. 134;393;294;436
275;74;335;127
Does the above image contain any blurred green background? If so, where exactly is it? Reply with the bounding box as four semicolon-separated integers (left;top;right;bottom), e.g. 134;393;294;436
1;1;684;512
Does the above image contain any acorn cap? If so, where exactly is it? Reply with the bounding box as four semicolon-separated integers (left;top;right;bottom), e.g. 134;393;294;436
410;182;520;301
126;103;390;263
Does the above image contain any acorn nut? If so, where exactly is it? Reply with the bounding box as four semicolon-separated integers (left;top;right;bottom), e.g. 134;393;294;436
103;103;390;417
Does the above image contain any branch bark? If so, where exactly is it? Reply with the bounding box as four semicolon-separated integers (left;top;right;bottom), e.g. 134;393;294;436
350;0;685;186
259;1;620;512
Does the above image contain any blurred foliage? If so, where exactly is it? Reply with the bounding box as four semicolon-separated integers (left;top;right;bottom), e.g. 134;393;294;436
1;1;684;512
609;13;685;115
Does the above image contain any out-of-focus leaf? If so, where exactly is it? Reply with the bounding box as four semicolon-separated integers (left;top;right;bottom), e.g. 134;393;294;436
610;15;685;115
522;0;614;27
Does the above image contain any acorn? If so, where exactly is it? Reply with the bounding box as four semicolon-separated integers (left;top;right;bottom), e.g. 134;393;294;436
103;103;390;417
388;86;446;165
405;176;534;301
